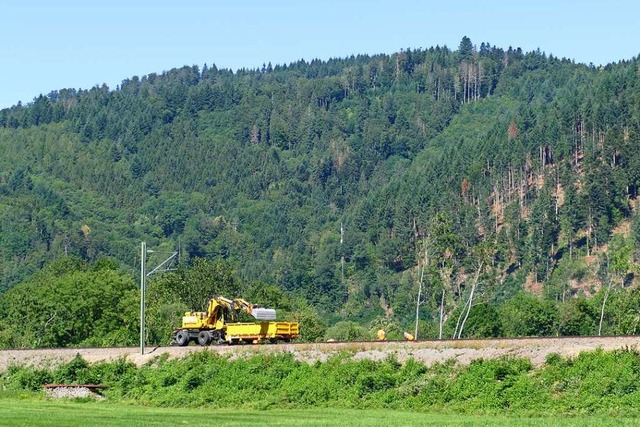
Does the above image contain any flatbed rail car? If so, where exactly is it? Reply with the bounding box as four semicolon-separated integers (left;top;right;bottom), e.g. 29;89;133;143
174;321;299;345
223;321;299;344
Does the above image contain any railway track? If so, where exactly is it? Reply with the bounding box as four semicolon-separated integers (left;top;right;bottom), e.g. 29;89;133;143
1;335;639;371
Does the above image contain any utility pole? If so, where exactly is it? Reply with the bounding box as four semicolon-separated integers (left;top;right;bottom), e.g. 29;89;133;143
140;242;146;355
140;242;178;355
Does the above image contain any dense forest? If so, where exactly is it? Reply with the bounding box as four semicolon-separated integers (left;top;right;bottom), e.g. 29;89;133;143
1;37;640;346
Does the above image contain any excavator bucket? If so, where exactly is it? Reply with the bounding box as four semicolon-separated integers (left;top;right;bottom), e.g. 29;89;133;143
252;308;277;320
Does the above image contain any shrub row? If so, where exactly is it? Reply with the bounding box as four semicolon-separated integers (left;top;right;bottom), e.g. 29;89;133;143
3;348;640;415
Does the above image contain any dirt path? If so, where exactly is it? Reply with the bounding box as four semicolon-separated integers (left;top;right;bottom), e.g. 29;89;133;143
1;336;638;371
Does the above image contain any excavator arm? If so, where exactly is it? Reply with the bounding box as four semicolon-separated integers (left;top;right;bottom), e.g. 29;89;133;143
202;295;276;323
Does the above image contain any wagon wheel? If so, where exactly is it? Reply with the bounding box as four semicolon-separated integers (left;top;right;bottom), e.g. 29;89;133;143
197;331;211;346
175;330;190;347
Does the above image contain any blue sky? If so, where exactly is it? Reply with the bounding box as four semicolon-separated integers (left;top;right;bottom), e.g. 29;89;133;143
1;1;639;109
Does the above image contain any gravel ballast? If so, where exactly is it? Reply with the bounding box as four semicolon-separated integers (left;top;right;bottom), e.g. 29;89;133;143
1;336;639;371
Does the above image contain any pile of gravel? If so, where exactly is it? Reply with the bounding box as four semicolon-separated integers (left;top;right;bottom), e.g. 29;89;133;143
44;385;105;400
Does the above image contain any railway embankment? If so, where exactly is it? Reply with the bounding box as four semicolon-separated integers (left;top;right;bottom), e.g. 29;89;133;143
1;335;639;370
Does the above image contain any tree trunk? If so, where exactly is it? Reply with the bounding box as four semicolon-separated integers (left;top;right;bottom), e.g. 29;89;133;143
438;289;445;340
414;247;429;340
458;262;483;339
453;296;472;339
452;298;466;339
568;228;573;261
598;281;612;336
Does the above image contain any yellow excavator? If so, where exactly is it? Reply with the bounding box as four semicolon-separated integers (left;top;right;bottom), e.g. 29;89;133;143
172;295;299;346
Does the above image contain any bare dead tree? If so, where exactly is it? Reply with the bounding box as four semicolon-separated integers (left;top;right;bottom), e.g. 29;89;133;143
457;262;483;339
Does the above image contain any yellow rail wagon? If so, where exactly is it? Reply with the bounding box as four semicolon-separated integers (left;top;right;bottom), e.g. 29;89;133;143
225;321;299;344
172;295;299;345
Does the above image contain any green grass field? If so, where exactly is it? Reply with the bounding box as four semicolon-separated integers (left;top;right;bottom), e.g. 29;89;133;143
0;398;637;427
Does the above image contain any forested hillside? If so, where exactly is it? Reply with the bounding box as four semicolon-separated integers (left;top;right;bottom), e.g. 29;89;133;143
1;37;640;342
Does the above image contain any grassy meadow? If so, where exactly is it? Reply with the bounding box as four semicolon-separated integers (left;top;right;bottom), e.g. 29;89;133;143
3;349;640;425
0;398;637;427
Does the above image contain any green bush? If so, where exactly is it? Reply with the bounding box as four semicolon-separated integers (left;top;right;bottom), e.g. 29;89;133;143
459;304;503;338
3;366;53;391
499;292;558;337
324;321;371;341
53;355;90;384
